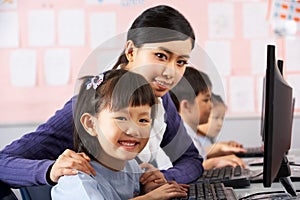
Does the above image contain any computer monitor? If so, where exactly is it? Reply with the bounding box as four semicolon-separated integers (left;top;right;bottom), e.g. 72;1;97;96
262;45;296;196
277;60;284;75
260;58;283;145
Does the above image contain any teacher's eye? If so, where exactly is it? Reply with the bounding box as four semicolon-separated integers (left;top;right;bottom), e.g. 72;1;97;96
155;53;168;60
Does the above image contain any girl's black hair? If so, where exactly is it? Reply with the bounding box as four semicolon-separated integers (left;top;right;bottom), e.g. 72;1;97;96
170;67;212;112
73;69;157;160
113;5;195;69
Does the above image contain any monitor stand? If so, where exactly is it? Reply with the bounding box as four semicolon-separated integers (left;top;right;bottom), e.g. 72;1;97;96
277;155;297;197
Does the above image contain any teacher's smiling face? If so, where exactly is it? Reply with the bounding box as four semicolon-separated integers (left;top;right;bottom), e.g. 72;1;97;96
125;38;193;97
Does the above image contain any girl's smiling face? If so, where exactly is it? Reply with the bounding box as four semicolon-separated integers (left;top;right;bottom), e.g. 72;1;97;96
95;105;152;162
125;39;192;97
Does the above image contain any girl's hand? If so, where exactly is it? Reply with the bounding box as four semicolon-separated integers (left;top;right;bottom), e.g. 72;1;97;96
139;163;167;185
140;181;188;200
49;149;96;183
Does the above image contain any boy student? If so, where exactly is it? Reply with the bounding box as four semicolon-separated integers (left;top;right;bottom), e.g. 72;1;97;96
170;67;246;170
51;69;188;199
0;5;203;187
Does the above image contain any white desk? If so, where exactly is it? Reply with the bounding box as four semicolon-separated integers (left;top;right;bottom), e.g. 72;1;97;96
234;181;300;199
234;149;300;199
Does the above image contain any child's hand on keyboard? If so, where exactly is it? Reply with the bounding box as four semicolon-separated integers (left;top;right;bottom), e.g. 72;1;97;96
206;142;247;158
137;181;188;200
203;154;247;170
225;140;243;148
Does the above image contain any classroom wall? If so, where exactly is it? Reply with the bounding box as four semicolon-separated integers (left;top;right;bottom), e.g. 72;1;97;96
219;116;300;149
1;0;300;148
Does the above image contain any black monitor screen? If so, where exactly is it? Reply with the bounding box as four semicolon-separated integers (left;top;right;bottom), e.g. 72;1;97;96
263;45;293;188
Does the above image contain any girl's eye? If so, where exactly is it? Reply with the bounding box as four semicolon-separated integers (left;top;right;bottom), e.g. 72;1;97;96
155;53;167;60
115;116;127;121
139;118;150;124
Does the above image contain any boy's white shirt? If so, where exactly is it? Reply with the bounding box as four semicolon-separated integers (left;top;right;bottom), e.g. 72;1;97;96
198;134;213;149
183;122;207;159
137;97;173;169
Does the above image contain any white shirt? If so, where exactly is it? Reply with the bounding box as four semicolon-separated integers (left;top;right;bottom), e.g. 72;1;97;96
183;122;207;159
198;134;214;149
51;160;141;200
137;97;173;169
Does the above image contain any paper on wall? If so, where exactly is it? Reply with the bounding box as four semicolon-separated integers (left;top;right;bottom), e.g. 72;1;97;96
285;38;300;71
242;2;269;38
250;39;276;75
0;12;19;48
89;12;116;49
205;40;231;76
44;49;70;85
10;50;36;87
208;2;235;38
85;0;121;5
0;0;17;9
229;76;255;113
58;10;85;46
28;10;55;46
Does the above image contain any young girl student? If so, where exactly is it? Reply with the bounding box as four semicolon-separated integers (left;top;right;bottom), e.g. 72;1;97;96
170;67;246;170
197;94;245;158
0;5;203;187
198;94;243;149
198;93;227;145
51;69;188;200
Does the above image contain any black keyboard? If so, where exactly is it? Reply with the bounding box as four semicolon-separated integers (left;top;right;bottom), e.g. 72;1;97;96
235;146;264;158
175;182;238;200
197;166;251;188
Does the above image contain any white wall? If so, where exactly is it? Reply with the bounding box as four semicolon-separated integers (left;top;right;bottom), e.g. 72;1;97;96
218;116;300;149
0;124;38;150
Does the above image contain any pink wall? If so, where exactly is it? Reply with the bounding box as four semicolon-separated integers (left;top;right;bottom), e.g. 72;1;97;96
1;0;300;123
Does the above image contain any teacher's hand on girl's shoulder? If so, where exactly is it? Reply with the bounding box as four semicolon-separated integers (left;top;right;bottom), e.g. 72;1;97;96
49;149;96;183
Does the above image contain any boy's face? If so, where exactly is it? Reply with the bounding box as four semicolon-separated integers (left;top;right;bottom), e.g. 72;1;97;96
95;105;152;161
206;104;226;138
190;90;212;126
